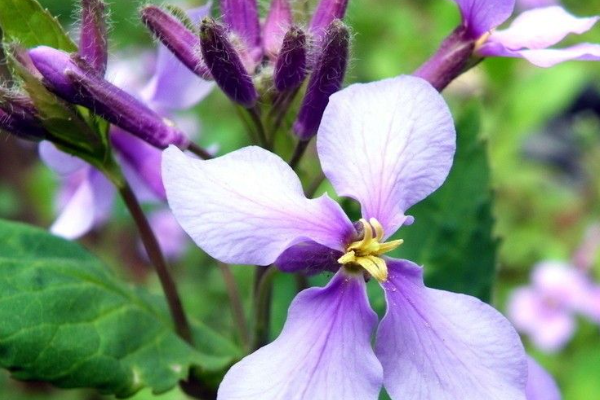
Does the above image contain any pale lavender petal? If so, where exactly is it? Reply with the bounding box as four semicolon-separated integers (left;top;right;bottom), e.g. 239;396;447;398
39;141;86;176
275;241;343;275
452;0;515;38
376;259;527;400
112;128;166;201
488;7;599;50
526;357;561;400
50;168;114;239
50;174;96;239
140;5;214;111
317;76;455;237
519;44;600;67
217;271;383;400
162;146;354;265
142;209;189;261
89;169;115;224
141;45;214;111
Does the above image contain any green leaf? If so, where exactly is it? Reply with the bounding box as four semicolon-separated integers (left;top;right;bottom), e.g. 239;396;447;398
0;219;234;397
391;103;498;302
0;0;76;51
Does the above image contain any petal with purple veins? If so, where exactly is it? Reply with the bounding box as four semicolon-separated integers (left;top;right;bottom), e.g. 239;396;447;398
162;146;354;265
452;0;515;38
317;76;455;237
217;271;383;400
376;259;527;400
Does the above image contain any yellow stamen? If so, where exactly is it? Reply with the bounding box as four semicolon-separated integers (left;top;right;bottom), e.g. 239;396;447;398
337;218;404;282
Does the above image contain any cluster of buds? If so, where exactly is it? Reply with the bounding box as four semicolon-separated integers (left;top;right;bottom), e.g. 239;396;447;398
0;0;200;162
141;0;351;141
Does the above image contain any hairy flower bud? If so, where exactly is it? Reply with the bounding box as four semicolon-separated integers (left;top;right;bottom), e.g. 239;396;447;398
0;96;47;141
310;0;349;41
264;0;293;59
140;5;211;80
220;0;261;53
28;46;188;148
79;0;108;75
293;20;349;140
274;26;308;92
200;18;258;108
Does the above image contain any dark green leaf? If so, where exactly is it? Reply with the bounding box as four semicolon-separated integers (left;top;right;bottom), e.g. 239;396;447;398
0;0;76;51
391;103;498;302
0;219;234;397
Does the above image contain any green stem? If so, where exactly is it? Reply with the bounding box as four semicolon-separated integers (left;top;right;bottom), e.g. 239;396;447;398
119;183;194;345
219;262;250;350
252;265;277;350
187;142;213;160
247;106;270;149
288;139;310;170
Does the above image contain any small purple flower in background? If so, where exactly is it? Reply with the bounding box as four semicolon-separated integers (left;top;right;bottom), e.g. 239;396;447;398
525;356;562;400
39;142;114;239
454;0;600;67
163;76;527;399
508;261;600;352
139;210;190;261
41;5;213;256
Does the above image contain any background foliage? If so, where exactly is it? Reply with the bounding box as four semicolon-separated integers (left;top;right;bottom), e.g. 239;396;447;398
1;0;600;399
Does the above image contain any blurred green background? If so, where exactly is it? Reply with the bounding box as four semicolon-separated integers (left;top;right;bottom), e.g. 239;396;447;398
1;0;600;399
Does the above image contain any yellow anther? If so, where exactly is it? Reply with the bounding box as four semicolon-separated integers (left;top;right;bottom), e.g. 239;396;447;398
338;218;404;282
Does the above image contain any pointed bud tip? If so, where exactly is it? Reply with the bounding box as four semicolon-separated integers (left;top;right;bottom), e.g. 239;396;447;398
200;18;257;107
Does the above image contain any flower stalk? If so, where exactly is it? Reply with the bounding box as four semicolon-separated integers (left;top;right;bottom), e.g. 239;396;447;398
118;183;193;345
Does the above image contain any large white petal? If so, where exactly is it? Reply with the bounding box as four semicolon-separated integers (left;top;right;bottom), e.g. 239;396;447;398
162;146;353;265
317;76;455;236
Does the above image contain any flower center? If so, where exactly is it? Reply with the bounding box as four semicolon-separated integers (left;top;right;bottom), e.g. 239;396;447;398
337;218;403;282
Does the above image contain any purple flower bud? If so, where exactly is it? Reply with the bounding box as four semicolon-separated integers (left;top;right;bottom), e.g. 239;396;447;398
0;96;47;141
140;5;211;80
79;0;108;75
29;46;188;149
28;46;80;100
293;20;349;140
220;0;261;53
274;26;308;92
200;18;258;108
310;0;349;41
264;0;293;59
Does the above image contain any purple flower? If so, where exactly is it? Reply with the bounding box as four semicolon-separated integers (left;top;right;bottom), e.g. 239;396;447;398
525;356;562;400
508;261;600;352
163;76;527;399
39;141;114;239
454;0;600;67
